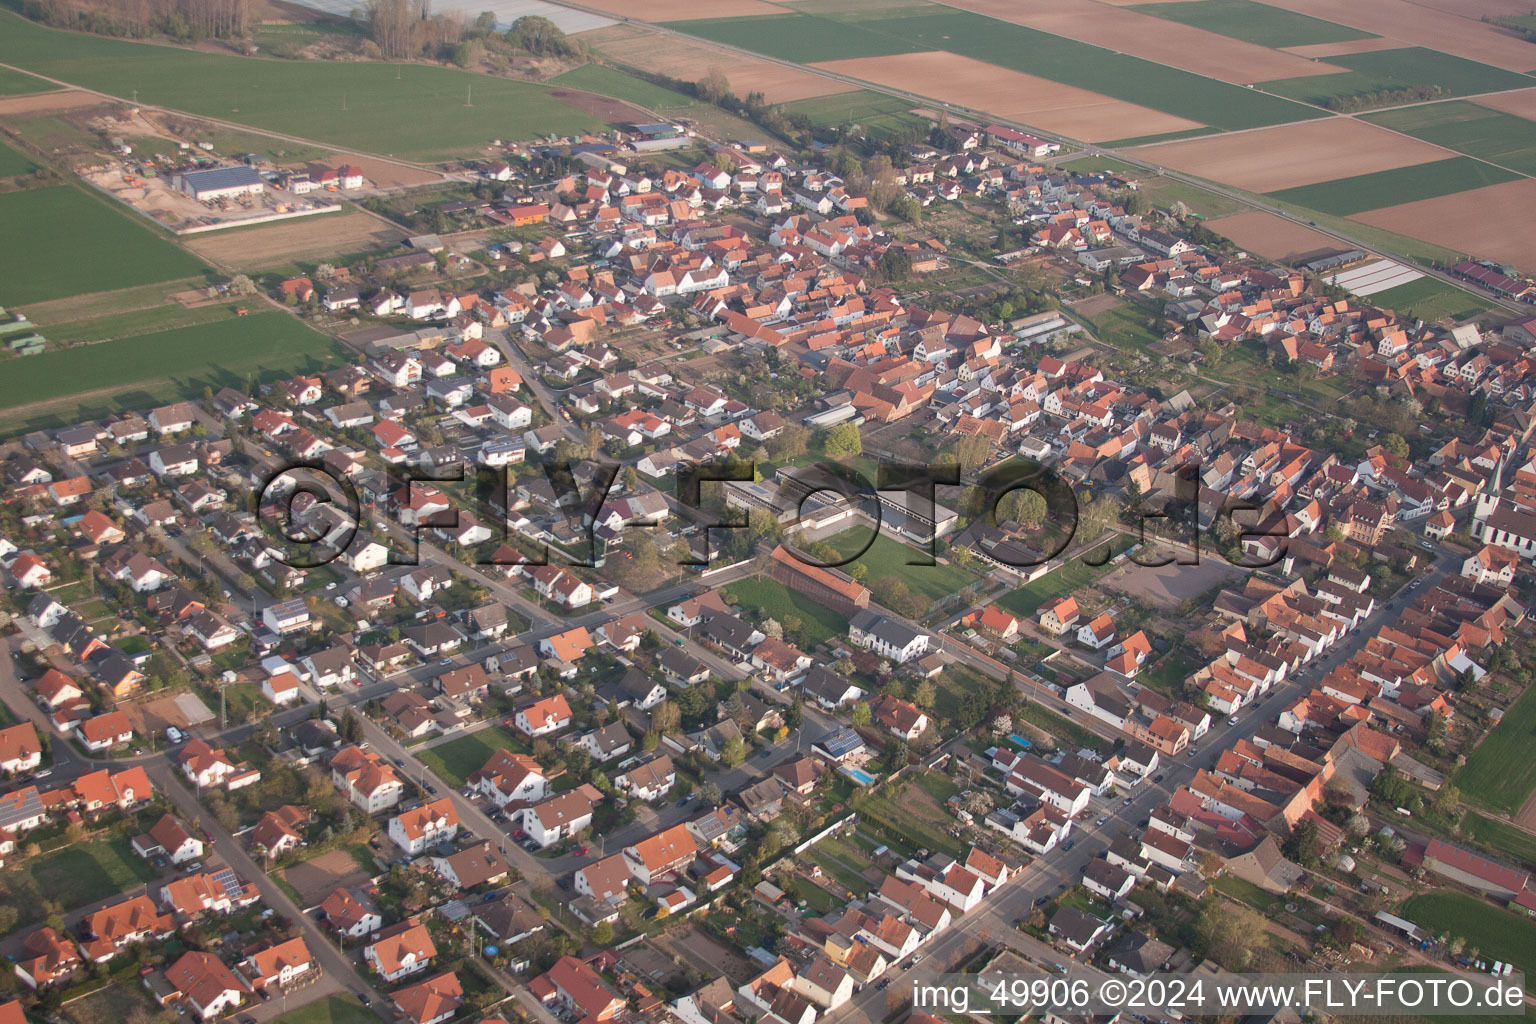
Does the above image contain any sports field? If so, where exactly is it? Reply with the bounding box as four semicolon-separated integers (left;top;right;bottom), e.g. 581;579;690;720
0;313;345;434
1127;0;1375;47
778;90;927;140
672;8;1326;130
1265;157;1520;217
1259;46;1533;108
0;140;39;178
0;10;601;160
1363;100;1536;176
0;185;206;304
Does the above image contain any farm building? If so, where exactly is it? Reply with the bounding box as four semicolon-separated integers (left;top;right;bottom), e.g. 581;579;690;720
173;165;266;201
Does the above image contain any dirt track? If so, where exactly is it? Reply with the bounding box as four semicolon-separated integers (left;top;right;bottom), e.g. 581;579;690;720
813;50;1203;142
1131;118;1455;192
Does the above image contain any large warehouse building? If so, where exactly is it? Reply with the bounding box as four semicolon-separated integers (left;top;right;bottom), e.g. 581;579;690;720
173;165;267;201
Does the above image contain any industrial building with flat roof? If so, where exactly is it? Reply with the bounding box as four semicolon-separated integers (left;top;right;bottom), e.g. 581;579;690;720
173;165;267;201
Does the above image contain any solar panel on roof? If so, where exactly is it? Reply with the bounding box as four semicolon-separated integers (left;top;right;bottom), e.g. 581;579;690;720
210;866;241;898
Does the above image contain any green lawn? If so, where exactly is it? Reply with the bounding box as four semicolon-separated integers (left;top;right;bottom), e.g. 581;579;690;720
0;312;345;435
272;996;377;1024
0;140;40;178
414;725;529;787
1214;872;1284;911
0;10;602;160
7;837;159;912
1400;891;1536;966
1259;47;1533;109
1363;99;1536;176
1265;157;1520;217
0;66;53;94
824;529;980;605
1140;649;1198;695
777;89;928;141
994;535;1133;618
551;63;699;111
1017;697;1104;752
1128;0;1375;46
1366;277;1491;322
723;576;850;648
1459;684;1536;814
669;8;1324;131
0;185;207;304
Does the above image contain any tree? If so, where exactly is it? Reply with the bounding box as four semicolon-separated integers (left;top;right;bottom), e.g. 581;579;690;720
885;737;909;769
651;700;682;734
721;736;747;767
227;274;257;297
698;67;731;103
851;702;872;726
1381;433;1409;459
590;920;614;945
506;14;576;55
1282;818;1321;866
699;781;722;806
822;421;862;460
912;679;936;710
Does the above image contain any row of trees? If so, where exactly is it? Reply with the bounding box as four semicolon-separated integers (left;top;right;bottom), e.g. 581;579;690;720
23;0;248;40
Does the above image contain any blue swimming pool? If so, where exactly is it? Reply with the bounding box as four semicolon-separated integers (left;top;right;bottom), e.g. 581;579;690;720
840;766;877;786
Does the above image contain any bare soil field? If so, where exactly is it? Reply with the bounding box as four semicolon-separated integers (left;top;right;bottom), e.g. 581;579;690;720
813;51;1203;141
584;23;852;103
1473;87;1536;120
1252;0;1536;72
1100;556;1244;609
580;0;789;18
1281;37;1410;57
0;89;101;116
1514;788;1536;832
282;848;373;905
546;88;654;126
1131;118;1453;191
184;209;406;269
1207;210;1340;260
942;0;1344;83
1069;292;1126;318
1352;177;1536;273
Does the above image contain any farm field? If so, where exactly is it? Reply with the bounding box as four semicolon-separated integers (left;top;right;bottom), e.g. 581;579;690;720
1366;277;1491;322
1461;810;1536;870
1362;100;1536;176
0;185;206;304
942;0;1345;84
1265;157;1520;217
1205;211;1339;261
1127;0;1376;47
1258;47;1533;108
813;51;1203;142
583;0;787;16
0;313;345;435
0;10;601;160
583;23;853;104
0;139;39;177
414;725;529;787
551;63;700;112
1248;0;1536;72
1458;683;1536;814
1399;891;1536;968
675;8;1326;130
1477;87;1536;122
723;577;850;648
1131;117;1455;192
776;89;927;140
1352;178;1536;274
0;66;51;95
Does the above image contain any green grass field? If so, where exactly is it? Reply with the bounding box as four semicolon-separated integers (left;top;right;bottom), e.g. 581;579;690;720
778;89;927;140
5;837;159;914
551;63;699;111
414;725;529;787
1366;277;1491;322
0;140;40;178
1462;811;1536;870
1265;157;1520;217
273;996;377;1024
1459;684;1536;814
0;185;206;304
994;535;1133;617
1128;0;1375;47
1260;47;1533;108
824;529;980;605
0;313;344;434
0;10;601;160
724;576;850;648
1400;891;1536;966
0;66;52;94
670;8;1324;131
1363;100;1536;176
